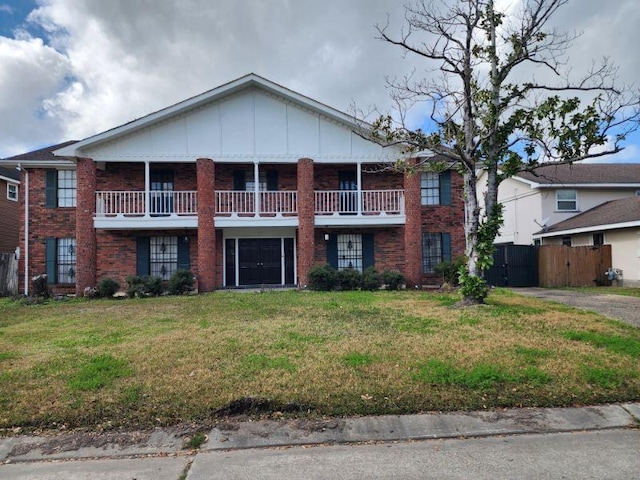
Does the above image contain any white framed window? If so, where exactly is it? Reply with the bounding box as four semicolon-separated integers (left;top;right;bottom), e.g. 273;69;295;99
7;183;18;201
420;172;440;205
337;234;363;272
57;170;77;207
150;236;178;280
556;189;577;211
57;238;77;284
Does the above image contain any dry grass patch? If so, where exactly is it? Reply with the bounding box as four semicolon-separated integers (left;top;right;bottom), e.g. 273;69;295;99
0;289;638;431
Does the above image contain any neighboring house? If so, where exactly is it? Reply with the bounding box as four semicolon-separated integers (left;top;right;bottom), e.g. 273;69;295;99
532;196;640;286
0;165;20;254
477;163;640;245
1;74;465;296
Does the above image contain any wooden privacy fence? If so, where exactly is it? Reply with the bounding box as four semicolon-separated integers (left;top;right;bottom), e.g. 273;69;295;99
0;253;18;296
538;245;611;287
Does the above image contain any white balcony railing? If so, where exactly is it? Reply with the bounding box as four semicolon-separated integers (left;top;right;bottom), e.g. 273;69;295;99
96;191;197;216
314;190;404;216
96;189;403;219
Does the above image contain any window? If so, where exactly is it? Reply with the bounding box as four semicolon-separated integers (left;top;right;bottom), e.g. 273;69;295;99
46;170;77;207
337;234;363;272
45;238;76;284
7;183;17;201
234;170;278;192
150;236;178;280
421;172;440;205
556;190;577;211
593;233;604;247
422;232;452;274
562;236;572;246
420;170;452;206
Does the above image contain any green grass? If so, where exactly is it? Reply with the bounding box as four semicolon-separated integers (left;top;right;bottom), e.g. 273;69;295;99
560;286;640;298
0;289;638;432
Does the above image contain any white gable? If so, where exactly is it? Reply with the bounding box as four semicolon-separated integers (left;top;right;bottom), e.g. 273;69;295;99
72;84;395;163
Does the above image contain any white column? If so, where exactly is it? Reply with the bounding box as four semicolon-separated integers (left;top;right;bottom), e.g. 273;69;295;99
144;161;150;216
356;162;363;215
254;162;260;215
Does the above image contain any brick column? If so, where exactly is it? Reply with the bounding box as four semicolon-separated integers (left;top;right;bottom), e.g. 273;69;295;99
404;160;422;288
75;157;97;296
297;158;315;287
197;158;216;292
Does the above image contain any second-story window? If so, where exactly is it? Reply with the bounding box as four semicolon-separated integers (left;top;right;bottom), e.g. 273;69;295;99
7;183;18;201
556;189;577;211
57;170;77;207
420;171;452;206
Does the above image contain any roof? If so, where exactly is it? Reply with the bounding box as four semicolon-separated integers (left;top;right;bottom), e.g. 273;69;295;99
536;196;640;237
0;165;20;182
516;163;640;186
55;73;375;158
1;140;78;168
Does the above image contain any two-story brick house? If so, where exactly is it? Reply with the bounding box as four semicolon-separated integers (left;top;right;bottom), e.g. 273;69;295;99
2;74;465;296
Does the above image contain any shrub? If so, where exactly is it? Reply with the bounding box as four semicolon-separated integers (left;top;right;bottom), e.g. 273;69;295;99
308;264;338;291
435;256;466;286
168;270;195;295
31;274;50;298
336;268;362;291
381;270;405;290
361;267;381;291
97;278;120;298
126;275;164;298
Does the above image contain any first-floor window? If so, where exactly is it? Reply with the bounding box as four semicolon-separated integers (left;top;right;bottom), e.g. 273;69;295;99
562;236;572;246
422;232;451;274
46;237;76;284
337;234;363;272
150;236;178;280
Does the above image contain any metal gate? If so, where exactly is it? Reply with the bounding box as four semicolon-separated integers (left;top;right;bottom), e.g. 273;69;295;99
484;245;538;287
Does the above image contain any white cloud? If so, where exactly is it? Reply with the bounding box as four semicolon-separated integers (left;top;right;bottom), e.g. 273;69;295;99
0;0;639;162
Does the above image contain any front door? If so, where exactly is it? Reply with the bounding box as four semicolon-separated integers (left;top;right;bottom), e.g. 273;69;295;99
238;238;282;285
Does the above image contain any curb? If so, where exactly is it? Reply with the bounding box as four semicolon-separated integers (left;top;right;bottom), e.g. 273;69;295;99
1;403;638;464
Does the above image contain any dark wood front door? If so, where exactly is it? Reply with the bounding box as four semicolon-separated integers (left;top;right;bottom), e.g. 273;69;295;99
238;238;282;285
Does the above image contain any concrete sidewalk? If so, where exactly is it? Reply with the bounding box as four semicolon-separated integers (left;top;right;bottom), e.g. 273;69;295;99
1;403;639;478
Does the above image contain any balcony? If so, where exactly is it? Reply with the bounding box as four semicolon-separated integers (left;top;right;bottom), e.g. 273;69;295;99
94;189;405;228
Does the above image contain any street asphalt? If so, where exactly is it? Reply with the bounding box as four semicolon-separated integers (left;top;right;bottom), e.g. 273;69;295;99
1;403;639;479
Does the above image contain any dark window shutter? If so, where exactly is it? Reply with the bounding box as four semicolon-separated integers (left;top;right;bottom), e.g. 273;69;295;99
442;232;452;263
362;233;375;269
45;170;57;208
266;170;278;191
284;238;295;285
326;234;338;269
45;238;56;284
177;236;190;271
136;237;150;276
233;170;245;191
439;170;452;206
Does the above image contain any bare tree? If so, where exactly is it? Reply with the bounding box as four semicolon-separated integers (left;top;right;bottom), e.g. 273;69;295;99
371;0;640;303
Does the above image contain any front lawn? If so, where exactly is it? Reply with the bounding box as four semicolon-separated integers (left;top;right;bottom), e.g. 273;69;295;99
0;289;638;432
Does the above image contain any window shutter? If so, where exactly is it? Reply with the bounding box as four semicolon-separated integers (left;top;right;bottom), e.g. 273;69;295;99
45;238;57;284
266;170;278;191
439;170;452;206
362;233;375;269
233;170;245;191
177;236;190;271
326;234;338;269
136;237;150;276
45;170;57;208
442;232;452;263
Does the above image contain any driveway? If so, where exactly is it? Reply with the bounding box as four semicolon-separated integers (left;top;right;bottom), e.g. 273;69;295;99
514;288;640;328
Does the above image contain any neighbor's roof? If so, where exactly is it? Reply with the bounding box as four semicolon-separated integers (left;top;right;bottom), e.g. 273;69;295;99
0;165;20;182
516;163;640;187
535;196;640;237
1;141;78;168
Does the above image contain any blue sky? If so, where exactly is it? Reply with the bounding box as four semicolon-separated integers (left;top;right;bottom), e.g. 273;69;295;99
0;0;639;163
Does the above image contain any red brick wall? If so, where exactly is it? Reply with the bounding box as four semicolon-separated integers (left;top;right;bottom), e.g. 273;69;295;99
196;158;216;292
19;168;76;296
76;158;97;295
96;163;197;191
297;158;315;286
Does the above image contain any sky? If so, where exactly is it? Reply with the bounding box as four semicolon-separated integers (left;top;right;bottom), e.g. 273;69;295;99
1;0;639;162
